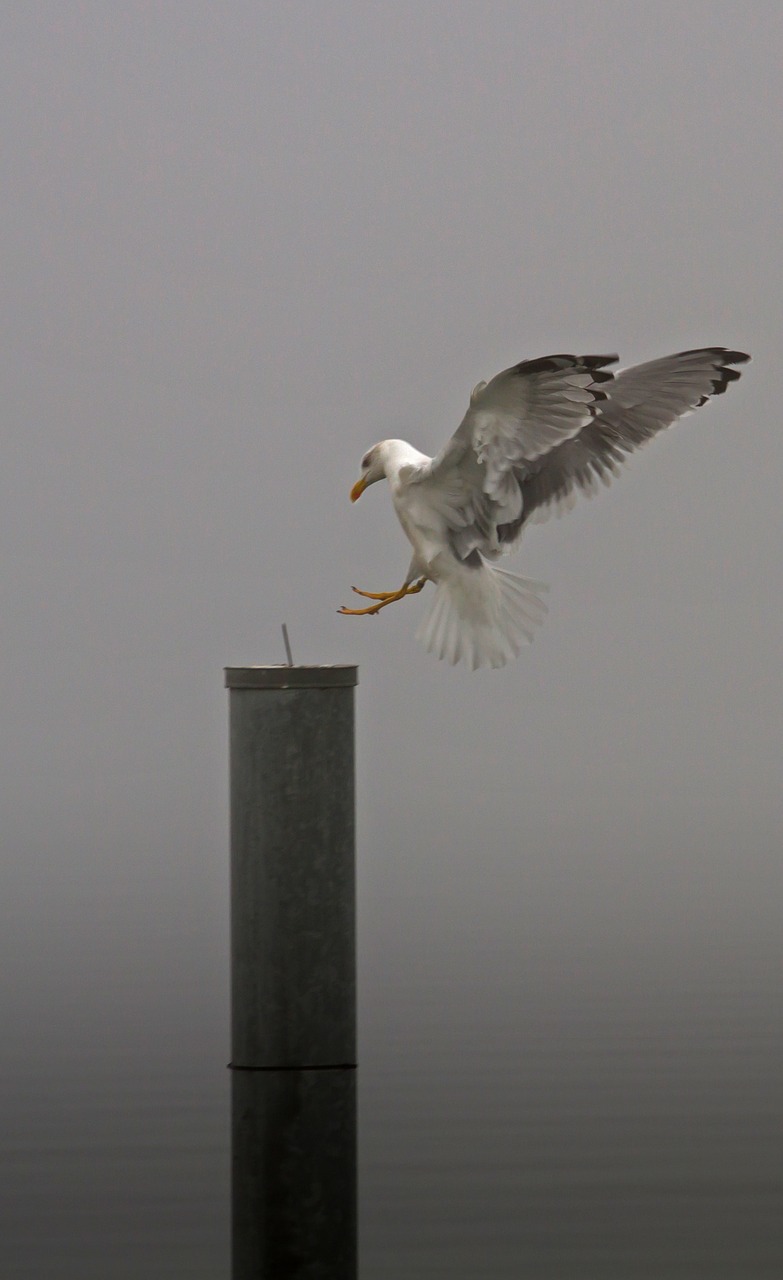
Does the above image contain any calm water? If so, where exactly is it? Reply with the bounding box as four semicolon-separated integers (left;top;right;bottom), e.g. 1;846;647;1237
0;1065;228;1279
362;1006;783;1279
2;968;781;1279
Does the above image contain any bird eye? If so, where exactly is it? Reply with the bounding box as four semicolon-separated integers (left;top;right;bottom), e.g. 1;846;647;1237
361;452;372;469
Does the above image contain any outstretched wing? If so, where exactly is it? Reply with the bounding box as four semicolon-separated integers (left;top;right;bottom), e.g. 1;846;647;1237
407;347;749;561
407;353;618;561
514;347;751;531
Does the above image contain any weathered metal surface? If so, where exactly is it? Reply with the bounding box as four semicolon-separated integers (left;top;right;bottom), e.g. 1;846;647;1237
225;665;358;690
228;679;356;1069
227;666;357;1278
231;1068;357;1280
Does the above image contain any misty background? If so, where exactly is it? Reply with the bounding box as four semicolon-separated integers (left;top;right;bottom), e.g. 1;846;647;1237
1;2;781;1276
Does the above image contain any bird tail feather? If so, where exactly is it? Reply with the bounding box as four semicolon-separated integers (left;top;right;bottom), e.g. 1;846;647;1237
417;562;548;669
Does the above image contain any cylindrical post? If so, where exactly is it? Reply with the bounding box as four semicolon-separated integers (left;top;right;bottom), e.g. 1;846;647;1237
225;665;358;1280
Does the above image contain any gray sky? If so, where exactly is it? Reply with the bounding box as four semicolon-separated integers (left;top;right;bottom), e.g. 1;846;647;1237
2;0;781;1082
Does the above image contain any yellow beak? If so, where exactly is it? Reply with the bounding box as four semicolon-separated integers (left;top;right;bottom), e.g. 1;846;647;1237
350;476;367;503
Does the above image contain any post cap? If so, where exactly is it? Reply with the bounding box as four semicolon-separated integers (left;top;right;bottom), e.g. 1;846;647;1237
224;665;358;689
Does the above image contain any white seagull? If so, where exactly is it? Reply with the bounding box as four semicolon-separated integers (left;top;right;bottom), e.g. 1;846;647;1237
342;347;750;669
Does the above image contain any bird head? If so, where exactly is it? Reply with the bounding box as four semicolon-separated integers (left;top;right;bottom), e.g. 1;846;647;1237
350;443;387;501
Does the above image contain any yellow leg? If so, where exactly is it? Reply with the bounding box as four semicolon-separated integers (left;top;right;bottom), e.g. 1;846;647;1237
349;586;400;600
338;578;426;616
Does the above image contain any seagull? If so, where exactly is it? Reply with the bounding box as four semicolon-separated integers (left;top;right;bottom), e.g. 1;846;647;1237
342;347;750;669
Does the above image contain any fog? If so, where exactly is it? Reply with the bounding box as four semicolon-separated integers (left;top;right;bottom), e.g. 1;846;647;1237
2;3;781;1275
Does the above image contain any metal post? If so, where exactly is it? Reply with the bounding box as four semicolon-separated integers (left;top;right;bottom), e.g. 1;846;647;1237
225;665;358;1280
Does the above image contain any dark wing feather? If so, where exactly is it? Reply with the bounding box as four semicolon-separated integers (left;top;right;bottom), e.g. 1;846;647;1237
507;347;750;536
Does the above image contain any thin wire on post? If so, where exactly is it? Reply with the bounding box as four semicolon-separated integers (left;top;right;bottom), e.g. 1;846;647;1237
281;623;293;667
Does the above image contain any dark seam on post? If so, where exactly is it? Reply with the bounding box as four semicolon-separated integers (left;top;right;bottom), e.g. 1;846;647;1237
228;1061;357;1072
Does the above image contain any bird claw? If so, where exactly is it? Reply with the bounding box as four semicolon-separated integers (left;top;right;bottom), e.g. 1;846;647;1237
350;585;397;600
338;578;426;617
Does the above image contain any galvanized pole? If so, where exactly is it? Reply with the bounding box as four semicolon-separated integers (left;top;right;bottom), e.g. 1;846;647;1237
225;665;358;1280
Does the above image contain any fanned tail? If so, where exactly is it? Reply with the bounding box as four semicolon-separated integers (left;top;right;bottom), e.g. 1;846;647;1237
416;562;548;669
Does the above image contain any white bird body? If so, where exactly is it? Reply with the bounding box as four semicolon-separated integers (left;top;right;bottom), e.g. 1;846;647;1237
345;348;750;669
382;440;439;571
360;438;548;668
